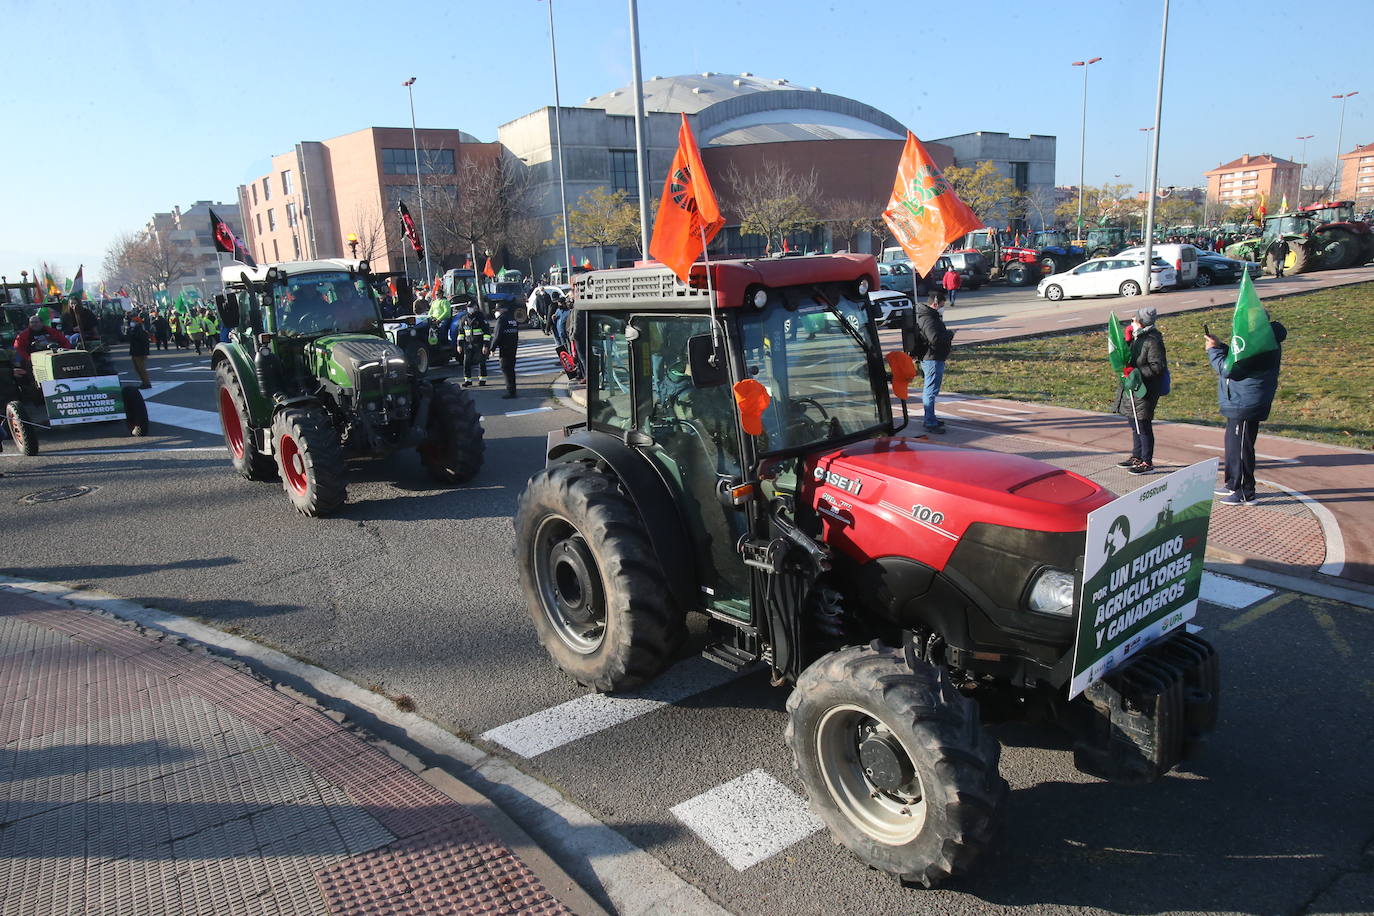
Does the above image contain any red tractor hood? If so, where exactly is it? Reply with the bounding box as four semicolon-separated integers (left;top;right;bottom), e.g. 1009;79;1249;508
801;437;1116;570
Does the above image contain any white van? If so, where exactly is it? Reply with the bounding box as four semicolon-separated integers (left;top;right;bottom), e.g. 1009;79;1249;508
1117;243;1199;288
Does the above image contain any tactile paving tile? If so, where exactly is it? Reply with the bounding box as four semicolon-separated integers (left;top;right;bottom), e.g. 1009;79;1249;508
0;614;71;661
315;822;573;916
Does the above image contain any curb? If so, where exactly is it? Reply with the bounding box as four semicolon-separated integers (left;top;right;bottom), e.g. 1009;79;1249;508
0;576;730;916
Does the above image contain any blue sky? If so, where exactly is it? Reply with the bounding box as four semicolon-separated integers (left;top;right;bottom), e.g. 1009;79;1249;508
2;0;1368;283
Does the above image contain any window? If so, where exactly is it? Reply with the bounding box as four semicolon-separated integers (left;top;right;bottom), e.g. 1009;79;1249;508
251;184;258;205
255;213;263;235
382;148;455;175
609;150;638;196
292;234;302;259
267;209;277;230
263;176;272;200
587;313;632;430
286;202;298;227
282;169;294;195
272;239;280;261
1009;161;1029;191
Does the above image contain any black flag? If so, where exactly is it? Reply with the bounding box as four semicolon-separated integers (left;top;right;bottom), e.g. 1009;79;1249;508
398;201;425;262
209;209;258;269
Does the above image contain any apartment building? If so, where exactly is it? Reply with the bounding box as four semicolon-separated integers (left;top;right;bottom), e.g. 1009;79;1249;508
1204;153;1301;208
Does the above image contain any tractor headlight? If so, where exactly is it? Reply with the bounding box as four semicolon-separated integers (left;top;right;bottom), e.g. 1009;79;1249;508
1027;568;1076;616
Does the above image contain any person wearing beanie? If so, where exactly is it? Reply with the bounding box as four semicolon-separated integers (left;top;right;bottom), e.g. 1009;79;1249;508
1205;318;1287;505
1112;306;1167;474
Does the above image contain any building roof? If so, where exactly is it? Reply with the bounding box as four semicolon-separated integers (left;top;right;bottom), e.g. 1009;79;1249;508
580;72;906;147
1340;141;1374;158
1205;153;1299;174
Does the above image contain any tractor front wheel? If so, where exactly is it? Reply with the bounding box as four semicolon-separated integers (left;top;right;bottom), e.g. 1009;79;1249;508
514;462;684;692
420;379;485;484
786;643;1006;888
5;401;37;456
272;407;346;516
121;385;149;437
216;364;276;480
1005;262;1035;286
1314;230;1359;270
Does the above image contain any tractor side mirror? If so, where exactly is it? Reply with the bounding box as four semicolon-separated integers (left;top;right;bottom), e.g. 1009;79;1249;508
687;333;729;388
216;293;240;329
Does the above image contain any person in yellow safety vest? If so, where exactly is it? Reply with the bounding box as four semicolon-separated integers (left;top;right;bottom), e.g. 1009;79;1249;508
190;308;210;355
427;295;452;346
204;308;220;342
169;311;184;349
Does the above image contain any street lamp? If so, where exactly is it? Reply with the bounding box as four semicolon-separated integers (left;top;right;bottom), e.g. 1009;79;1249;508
1071;56;1102;238
541;0;573;282
1295;134;1314;204
1138;127;1155;196
1332;91;1359;196
346;233;359;259
402;77;430;272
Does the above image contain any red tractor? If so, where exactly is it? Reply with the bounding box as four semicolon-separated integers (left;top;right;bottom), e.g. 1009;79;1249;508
1299;200;1374;269
952;230;1041;286
513;254;1218;886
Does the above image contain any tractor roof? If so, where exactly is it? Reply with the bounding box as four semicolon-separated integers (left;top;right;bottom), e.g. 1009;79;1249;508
572;253;878;310
221;259;367;285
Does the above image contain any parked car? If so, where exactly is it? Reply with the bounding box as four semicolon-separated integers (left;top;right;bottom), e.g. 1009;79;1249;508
945;250;989;289
1116;243;1199;288
1193;253;1251;287
1037;256;1176;301
869;289;913;328
876;261;914;297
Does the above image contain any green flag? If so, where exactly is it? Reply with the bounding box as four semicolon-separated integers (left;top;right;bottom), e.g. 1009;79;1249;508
1223;271;1277;374
1107;312;1129;375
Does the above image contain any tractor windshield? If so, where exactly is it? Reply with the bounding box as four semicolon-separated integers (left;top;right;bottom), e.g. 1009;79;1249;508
271;271;381;337
738;287;885;454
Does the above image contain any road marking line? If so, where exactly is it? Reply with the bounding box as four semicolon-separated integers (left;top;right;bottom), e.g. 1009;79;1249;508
479;657;749;758
1199;572;1274;609
168;362;198;368
1221;593;1298;632
503;407;554;417
947;407;1015;420
1257;477;1346;577
959;402;1033;415
670;769;822;871
1192;443;1297;464
144;402;223;436
1;446;224;458
1311;608;1354;658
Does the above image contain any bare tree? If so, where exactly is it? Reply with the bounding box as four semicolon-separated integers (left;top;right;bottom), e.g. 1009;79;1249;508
821;197;884;253
425;154;531;271
1023;185;1059;230
502;217;548;276
724;160;820;252
133;233;193;292
347;201;388;262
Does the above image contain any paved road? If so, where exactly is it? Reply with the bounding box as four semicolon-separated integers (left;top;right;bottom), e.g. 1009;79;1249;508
5;324;1373;913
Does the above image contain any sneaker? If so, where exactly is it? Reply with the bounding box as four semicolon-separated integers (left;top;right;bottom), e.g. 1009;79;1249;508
478;380;487;386
1118;457;1142;468
1219;491;1252;506
1128;462;1154;475
1214;487;1235;497
462;379;473;388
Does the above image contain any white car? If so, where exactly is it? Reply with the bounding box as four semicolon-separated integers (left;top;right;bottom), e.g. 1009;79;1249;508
868;288;912;327
1037;257;1176;301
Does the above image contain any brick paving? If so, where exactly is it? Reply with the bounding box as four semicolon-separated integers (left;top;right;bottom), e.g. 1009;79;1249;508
0;593;574;916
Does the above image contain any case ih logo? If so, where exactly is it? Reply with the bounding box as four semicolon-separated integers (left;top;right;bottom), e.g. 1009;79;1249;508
814;466;863;495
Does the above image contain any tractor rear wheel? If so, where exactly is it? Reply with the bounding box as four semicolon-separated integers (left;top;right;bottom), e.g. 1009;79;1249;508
1268;244;1311;275
420;379;485;484
1039;254;1063;276
1314;229;1359;270
216;364;276;481
5;401;37;456
514;462;684;692
272;407;346;516
786;643;1006;888
121;385;149;437
1005;262;1034;286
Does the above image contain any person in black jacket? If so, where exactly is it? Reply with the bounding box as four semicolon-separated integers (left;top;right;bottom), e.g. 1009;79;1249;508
913;291;954;433
153;311;171;351
1205;320;1286;505
493;303;520;398
1112;306;1167;474
127;314;152;389
453;301;492;387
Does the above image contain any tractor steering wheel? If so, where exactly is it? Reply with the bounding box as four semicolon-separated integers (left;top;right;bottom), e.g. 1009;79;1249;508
785;396;832;441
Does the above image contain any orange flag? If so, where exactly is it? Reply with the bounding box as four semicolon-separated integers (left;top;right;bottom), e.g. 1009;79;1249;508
649;113;726;282
483;257;495;278
882;132;983;278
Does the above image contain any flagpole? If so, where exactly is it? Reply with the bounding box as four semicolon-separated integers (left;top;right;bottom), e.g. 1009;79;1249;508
404;78;430;269
471;243;485;314
699;224;720;358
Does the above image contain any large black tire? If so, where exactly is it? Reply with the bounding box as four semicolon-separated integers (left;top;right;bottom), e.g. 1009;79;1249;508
271;407;346;517
216;364;276;481
513;462;684;692
785;643;1006;888
1005;262;1035;286
407;340;431;376
1313;229;1359;270
420;379;485;484
1039;254;1064;276
1268;244;1311;276
5;400;37;456
121;385;149;437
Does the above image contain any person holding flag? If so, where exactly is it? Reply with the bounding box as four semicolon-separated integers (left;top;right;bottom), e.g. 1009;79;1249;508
1109;307;1167;475
1205;272;1287;506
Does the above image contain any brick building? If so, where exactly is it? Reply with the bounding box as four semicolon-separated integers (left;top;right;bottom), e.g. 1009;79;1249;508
1204;153;1301;209
142;201;244;298
237;127;500;275
1338;142;1374;207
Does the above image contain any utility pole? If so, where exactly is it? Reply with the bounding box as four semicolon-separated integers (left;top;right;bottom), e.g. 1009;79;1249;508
403;77;430;273
1296;134;1314;204
544;0;573;280
627;0;651;258
1141;1;1169;296
1332;91;1359;197
1072;56;1102;238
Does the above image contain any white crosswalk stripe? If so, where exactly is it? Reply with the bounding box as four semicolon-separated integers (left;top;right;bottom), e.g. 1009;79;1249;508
513;340;567;376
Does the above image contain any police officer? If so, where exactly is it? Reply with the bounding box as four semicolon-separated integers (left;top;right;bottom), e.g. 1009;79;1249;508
492;302;520;398
453;301;492;387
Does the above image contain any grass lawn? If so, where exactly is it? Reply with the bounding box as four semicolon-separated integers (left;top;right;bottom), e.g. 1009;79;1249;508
945;280;1374;451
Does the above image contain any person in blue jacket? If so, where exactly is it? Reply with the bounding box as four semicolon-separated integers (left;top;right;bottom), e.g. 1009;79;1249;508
1204;320;1287;506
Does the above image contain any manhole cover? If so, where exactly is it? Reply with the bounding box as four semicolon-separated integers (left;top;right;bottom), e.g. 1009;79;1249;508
21;485;96;504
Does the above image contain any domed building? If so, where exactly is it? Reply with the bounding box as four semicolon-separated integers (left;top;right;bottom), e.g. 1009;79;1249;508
497;73;1055;274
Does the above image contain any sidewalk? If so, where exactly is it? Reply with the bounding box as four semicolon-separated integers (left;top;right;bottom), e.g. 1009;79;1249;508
0;590;597;916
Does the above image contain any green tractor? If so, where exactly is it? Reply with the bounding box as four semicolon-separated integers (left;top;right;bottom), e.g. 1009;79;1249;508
1224;201;1374;275
211;259;485;516
1081;226;1128;258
